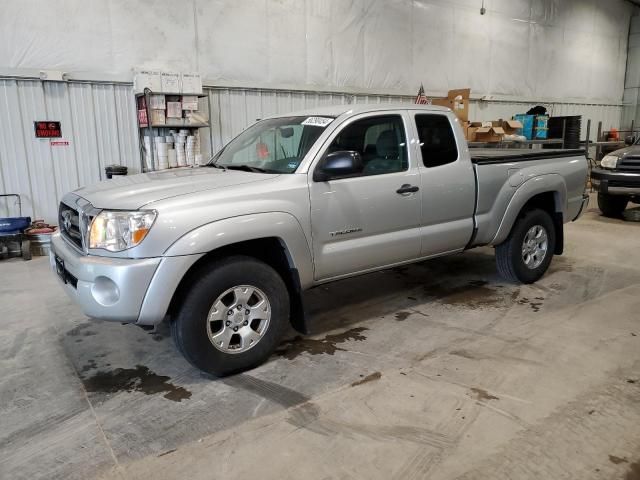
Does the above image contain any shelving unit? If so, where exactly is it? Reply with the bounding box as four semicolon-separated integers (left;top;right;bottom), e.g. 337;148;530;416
136;89;210;172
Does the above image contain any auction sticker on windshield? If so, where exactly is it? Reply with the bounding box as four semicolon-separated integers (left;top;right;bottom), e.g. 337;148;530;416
302;117;333;127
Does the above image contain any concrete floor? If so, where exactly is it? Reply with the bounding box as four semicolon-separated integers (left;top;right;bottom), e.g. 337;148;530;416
1;196;639;480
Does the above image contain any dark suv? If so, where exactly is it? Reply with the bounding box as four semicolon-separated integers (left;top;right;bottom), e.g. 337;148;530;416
591;137;640;217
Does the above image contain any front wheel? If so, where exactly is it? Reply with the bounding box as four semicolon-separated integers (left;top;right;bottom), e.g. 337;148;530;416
597;193;628;218
495;208;556;284
171;255;289;376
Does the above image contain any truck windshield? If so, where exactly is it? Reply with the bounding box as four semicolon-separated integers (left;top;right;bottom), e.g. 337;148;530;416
208;116;334;173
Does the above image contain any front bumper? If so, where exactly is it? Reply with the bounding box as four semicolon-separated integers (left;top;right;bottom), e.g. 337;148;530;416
50;233;203;325
50;232;161;322
591;168;640;195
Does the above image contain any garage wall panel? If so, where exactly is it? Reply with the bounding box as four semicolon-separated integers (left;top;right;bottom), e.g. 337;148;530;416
0;80;140;222
0;80;33;218
17;81;58;223
0;80;625;223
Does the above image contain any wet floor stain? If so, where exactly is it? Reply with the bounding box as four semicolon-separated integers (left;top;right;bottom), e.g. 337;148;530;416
450;349;476;359
81;365;192;402
351;371;382;387
548;258;574;273
625;460;640;480
395;311;411;321
80;359;97;373
517;296;544;312
275;327;368;360
610;455;629;465
470;387;499;401
66;323;97;337
423;280;517;309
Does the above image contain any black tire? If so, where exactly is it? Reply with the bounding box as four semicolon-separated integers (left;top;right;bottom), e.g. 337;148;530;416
597;193;628;218
495;208;556;284
21;239;32;261
171;255;289;376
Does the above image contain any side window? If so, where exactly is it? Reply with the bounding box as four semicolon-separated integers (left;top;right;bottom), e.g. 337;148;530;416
327;115;408;176
415;114;458;168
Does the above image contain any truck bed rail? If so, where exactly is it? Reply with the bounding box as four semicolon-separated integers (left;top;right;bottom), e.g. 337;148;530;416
471;148;586;165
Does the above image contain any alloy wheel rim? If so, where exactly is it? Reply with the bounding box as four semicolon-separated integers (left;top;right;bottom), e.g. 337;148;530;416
521;225;548;269
207;285;271;354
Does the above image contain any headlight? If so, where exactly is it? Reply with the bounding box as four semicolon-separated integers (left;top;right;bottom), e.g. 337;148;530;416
600;155;619;169
89;210;157;252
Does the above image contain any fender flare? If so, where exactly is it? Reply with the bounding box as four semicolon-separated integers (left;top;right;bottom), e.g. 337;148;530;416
163;211;314;288
490;174;567;246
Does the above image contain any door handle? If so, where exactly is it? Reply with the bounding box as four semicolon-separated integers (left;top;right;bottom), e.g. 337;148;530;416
396;184;419;194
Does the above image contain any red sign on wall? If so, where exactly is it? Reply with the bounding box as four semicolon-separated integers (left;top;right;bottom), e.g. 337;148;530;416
34;121;62;138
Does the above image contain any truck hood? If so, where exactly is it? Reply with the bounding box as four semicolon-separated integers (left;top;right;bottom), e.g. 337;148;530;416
609;145;640;158
73;167;277;210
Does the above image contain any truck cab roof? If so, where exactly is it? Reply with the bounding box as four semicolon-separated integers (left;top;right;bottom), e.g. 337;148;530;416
266;103;453;120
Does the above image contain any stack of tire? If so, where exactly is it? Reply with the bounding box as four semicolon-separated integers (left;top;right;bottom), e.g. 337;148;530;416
545;116;582;149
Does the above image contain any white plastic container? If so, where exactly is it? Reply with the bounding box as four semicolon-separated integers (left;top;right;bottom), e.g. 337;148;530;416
168;149;177;168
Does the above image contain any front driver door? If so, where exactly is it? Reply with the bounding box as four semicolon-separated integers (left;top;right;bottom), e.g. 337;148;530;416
308;112;422;280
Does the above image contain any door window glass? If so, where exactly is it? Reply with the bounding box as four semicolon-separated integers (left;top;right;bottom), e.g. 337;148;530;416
326;115;408;176
415;114;458;168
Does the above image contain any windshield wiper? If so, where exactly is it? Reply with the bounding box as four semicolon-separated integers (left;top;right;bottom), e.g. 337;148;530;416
206;163;226;170
223;165;275;173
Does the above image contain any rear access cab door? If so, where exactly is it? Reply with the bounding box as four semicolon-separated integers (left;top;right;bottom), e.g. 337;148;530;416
409;111;475;256
308;110;422;280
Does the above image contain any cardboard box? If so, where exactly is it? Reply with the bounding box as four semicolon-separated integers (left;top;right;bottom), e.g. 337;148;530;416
475;125;505;143
161;72;181;93
181;73;203;94
137;108;148;127
502;119;523;135
167;102;182;118
133;70;162;94
181;95;199;111
430;88;470;122
150;109;165;125
149;95;166;110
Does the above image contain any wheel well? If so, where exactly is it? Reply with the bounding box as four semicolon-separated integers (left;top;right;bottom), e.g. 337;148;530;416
519;191;564;255
167;237;308;333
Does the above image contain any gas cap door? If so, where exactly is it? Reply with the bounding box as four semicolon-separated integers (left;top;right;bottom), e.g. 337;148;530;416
508;168;524;187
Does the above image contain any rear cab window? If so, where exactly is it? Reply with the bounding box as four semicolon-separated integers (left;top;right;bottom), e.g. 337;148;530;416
414;114;458;168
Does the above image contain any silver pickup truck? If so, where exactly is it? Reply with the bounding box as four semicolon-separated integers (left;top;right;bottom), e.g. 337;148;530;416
51;104;589;375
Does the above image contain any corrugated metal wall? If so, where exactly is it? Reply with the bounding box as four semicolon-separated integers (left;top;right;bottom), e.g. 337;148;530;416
0;79;624;223
0;79;139;222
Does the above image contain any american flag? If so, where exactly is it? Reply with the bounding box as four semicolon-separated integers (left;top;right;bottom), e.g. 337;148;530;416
415;84;429;104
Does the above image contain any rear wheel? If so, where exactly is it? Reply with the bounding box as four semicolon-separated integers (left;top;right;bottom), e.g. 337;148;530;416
171;256;289;376
496;208;556;284
597;193;628;218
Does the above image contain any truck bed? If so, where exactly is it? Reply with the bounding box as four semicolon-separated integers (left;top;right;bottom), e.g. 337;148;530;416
470;148;585;165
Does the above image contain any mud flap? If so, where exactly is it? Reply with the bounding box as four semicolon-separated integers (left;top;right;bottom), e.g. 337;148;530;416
288;268;310;335
554;213;564;255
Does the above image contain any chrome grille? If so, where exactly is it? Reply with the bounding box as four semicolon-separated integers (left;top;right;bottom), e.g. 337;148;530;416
59;202;83;250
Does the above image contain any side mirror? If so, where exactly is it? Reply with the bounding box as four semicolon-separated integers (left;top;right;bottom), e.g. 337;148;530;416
625;135;636;146
313;150;362;182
